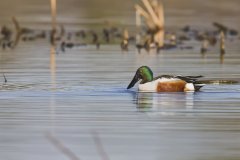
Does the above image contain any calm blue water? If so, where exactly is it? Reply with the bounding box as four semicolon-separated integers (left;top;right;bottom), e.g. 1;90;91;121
0;0;240;160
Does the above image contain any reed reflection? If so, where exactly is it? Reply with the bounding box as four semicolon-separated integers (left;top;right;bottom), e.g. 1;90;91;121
50;45;56;132
50;46;56;88
50;0;57;132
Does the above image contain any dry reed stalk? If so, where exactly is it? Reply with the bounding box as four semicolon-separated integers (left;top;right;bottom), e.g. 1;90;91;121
50;46;56;88
121;29;129;51
12;17;21;33
153;0;164;47
135;11;141;44
136;8;142;27
123;29;129;40
135;5;155;29
153;0;164;26
135;0;165;47
12;17;21;47
50;0;57;44
220;31;225;55
142;0;160;26
135;4;150;20
50;0;57;31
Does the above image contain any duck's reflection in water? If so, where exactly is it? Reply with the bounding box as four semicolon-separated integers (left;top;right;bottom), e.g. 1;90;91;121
135;92;195;114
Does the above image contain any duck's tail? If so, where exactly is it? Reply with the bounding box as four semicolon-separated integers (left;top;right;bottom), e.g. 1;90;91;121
193;83;205;91
176;75;205;91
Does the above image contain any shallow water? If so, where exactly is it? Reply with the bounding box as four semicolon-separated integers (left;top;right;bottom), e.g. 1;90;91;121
0;0;240;160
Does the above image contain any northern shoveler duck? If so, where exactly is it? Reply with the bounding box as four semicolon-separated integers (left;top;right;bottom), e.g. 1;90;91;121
127;66;205;92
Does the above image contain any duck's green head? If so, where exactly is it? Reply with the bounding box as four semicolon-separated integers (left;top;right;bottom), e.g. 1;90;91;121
127;66;153;89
